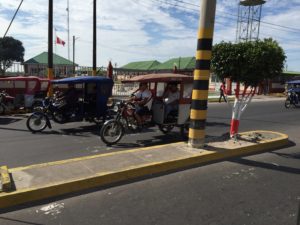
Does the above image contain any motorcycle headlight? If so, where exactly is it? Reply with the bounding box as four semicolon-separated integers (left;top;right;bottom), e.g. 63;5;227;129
113;105;119;112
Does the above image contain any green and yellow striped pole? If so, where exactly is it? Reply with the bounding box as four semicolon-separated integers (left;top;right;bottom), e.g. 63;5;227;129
188;0;216;148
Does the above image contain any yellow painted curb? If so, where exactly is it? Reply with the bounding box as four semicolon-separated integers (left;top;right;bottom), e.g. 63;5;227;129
0;166;12;192
0;131;289;209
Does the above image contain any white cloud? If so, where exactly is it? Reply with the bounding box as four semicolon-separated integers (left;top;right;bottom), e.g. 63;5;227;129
0;0;299;71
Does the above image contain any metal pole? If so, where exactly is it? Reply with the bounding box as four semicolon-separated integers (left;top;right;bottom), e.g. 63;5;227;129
92;0;97;76
3;0;24;37
73;35;75;75
48;0;54;96
188;0;216;148
67;0;70;60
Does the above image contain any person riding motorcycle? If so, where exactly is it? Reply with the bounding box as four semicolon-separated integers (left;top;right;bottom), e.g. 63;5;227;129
163;82;180;120
130;82;152;126
57;83;79;115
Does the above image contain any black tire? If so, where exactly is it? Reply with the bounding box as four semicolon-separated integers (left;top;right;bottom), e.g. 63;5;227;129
0;104;5;115
52;111;66;123
180;120;190;139
284;99;291;108
158;124;174;134
100;120;124;145
26;113;48;132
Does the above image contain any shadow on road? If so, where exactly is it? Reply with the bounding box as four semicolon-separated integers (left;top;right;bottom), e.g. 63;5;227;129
0;217;43;225
0;117;22;125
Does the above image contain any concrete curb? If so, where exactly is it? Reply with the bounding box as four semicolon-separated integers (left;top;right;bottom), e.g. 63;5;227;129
0;166;12;192
0;131;289;209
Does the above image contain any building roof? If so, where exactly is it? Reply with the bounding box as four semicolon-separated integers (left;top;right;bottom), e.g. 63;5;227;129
122;73;193;83
121;60;161;71
24;52;77;66
152;57;195;70
282;71;300;76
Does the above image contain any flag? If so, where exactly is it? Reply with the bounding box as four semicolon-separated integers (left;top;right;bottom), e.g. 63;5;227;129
56;36;65;46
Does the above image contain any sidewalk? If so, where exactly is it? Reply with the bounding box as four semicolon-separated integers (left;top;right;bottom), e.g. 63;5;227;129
0;130;288;209
208;94;284;102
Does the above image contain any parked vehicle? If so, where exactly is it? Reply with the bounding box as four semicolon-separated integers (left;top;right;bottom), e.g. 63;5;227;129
100;73;193;145
0;90;16;114
26;76;114;132
285;80;300;108
0;76;50;109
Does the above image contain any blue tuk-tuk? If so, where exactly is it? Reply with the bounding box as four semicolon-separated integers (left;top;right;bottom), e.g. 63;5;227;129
285;80;300;108
26;76;114;132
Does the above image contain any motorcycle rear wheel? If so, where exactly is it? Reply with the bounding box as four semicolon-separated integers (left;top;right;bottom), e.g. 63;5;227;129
0;104;5;115
100;120;124;145
26;113;48;132
284;99;292;108
158;124;174;134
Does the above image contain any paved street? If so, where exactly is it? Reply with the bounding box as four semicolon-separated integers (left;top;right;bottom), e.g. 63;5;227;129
0;99;299;225
0;98;292;168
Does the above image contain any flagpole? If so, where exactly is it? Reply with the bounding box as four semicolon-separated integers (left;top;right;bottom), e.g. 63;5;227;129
67;0;70;60
54;28;57;55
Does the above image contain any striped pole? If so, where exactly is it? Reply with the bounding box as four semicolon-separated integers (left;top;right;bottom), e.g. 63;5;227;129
188;0;216;148
47;0;54;97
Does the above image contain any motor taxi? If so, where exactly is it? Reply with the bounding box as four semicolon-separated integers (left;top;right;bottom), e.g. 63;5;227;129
0;76;50;109
100;73;192;145
285;80;300;108
26;76;114;132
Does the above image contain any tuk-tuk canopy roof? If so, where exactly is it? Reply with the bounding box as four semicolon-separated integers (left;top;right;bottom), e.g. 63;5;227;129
122;73;193;83
0;76;43;81
287;80;300;84
52;76;113;85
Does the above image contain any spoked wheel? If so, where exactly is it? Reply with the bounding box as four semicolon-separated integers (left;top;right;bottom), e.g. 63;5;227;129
100;120;124;145
52;111;66;123
284;99;291;108
180;119;190;140
158;124;174;134
26;113;48;132
0;104;5;115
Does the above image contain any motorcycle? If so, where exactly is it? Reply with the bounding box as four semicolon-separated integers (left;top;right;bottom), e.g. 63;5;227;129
284;90;300;108
0;91;16;114
100;100;175;145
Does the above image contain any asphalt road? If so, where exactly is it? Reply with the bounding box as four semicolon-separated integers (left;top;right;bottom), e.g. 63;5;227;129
0;99;299;225
0;99;296;168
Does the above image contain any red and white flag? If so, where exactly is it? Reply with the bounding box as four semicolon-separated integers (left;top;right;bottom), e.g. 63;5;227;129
56;36;65;46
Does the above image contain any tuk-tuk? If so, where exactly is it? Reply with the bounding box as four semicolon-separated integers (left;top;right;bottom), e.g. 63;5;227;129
100;73;192;145
0;76;50;108
285;80;300;108
26;76;114;132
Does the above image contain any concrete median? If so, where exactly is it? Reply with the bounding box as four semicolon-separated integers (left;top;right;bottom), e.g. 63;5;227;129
0;130;289;210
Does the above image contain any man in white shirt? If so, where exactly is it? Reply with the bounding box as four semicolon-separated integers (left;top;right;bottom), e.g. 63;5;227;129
131;82;152;125
163;83;180;119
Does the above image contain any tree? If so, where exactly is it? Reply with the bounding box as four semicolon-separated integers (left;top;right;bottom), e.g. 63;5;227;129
211;38;286;138
0;36;25;76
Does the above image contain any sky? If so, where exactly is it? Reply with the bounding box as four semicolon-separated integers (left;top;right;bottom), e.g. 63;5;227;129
0;0;300;71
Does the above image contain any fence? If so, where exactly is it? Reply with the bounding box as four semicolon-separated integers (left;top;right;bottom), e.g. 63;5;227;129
112;83;139;97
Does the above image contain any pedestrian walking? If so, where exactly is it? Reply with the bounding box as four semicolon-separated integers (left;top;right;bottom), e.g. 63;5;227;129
219;81;227;103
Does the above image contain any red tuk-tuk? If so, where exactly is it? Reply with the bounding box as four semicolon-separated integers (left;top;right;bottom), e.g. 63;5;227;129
0;76;50;108
100;73;193;145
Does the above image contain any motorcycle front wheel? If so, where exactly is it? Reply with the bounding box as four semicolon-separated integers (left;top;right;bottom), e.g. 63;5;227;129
26;113;48;132
100;120;124;145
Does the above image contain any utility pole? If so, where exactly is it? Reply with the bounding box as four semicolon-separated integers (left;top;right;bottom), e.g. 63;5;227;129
188;0;216;148
48;0;54;96
92;0;97;76
73;35;79;75
73;35;75;75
